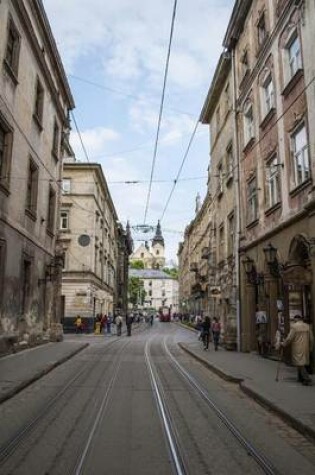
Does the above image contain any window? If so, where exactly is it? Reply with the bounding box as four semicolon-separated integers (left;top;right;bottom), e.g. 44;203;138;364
291;124;310;188
240;49;250;78
141;253;144;258
216;106;220;134
219;224;225;261
60;210;69;230
4;17;20;78
247;178;258;223
227;213;234;256
257;13;267;46
224;83;231;113
62;179;71;194
244;102;254;145
263;76;274;116
266;156;281;208
0;114;13;190
52;120;60;158
217;163;224;195
22;258;31;314
288;35;301;79
61;251;67;270
33;78;44;126
47;186;56;233
156;250;159;255
25;158;38;217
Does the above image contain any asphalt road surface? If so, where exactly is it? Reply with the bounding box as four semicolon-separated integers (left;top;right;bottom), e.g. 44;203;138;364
0;322;315;475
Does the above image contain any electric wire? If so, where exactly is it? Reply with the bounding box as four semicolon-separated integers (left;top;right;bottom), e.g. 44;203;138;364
143;0;178;225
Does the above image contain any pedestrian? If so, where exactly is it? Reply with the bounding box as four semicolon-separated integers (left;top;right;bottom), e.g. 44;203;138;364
212;317;221;351
101;314;107;334
281;315;314;386
107;314;112;334
75;315;82;334
116;314;123;336
126;314;133;337
201;316;211;350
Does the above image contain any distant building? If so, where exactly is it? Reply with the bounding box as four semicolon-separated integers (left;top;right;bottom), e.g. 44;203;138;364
130;221;166;269
0;0;74;350
59;162;129;326
129;269;178;313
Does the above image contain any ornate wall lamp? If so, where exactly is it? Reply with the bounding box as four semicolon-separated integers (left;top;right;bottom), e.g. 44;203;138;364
263;243;284;278
243;256;264;285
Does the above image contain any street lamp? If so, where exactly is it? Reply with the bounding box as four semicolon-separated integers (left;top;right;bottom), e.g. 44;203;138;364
242;256;264;285
263;243;283;277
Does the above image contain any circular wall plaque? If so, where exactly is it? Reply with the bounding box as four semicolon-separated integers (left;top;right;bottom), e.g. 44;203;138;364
78;234;91;247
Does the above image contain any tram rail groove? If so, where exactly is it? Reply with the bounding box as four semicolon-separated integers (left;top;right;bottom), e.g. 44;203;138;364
145;340;187;475
0;338;124;466
164;338;280;475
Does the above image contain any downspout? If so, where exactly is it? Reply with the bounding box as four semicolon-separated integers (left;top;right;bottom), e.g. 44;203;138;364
231;46;241;352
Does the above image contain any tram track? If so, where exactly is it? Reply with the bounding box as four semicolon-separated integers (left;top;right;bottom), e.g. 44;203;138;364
0;338;129;474
146;336;280;475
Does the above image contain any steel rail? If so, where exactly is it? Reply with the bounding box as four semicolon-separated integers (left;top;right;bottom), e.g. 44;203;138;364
73;342;128;475
0;338;122;465
163;338;279;475
145;340;186;475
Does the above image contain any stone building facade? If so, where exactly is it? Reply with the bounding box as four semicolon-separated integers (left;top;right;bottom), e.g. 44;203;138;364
59;162;123;325
130;221;166;270
223;0;315;351
0;0;74;349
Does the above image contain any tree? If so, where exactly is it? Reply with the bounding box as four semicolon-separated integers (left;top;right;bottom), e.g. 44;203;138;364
130;260;145;269
128;277;146;306
163;267;178;279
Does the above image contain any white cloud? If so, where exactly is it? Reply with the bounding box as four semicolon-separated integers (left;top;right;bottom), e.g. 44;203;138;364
70;127;120;160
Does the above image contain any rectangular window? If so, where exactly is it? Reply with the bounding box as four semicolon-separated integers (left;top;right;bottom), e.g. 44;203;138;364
244;103;254;145
4;17;20;77
240;49;250;78
263;76;274;115
226;144;234;179
52;120;60;158
219;224;225;262
266;156;281;208
47;186;56;233
62;179;71;194
217;163;224;195
33;78;44;126
60;210;69;230
25;158;38;216
216;106;220;134
288;35;301;79
22;258;31;313
247;178;258;224
0;114;13;190
227;213;234;256
291;124;310;188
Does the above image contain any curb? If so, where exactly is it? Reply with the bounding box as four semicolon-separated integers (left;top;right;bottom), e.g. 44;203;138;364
0;343;89;405
178;342;315;442
178;343;242;383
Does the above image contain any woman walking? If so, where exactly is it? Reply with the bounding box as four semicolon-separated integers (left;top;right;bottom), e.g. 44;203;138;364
201;316;211;350
212;317;221;351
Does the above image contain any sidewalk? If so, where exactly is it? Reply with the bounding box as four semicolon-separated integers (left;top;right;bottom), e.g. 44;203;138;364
179;339;315;441
0;340;88;404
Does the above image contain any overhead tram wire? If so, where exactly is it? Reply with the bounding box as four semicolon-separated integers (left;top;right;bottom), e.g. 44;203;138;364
160;119;199;222
143;0;178;225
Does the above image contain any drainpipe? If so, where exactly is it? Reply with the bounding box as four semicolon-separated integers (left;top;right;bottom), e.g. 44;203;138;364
231;47;241;352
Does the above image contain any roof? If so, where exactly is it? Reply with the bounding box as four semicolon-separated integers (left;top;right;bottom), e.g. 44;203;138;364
129;269;174;280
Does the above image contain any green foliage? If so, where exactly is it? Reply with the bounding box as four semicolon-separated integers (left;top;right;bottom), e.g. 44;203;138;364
163;267;178;279
128;277;146;306
130;260;145;269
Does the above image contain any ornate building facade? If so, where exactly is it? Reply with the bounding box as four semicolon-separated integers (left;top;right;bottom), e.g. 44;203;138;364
0;0;74;351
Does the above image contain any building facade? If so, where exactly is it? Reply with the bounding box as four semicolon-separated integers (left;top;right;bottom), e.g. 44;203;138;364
223;0;315;351
130;221;166;270
129;269;179;314
59;162;122;325
0;0;74;350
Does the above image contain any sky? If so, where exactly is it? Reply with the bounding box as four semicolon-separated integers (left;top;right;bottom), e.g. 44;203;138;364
43;0;234;263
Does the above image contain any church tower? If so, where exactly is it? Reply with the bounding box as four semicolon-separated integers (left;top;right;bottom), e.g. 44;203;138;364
151;221;165;269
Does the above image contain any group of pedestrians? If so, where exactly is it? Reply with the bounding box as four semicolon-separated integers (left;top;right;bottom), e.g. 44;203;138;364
196;315;221;351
